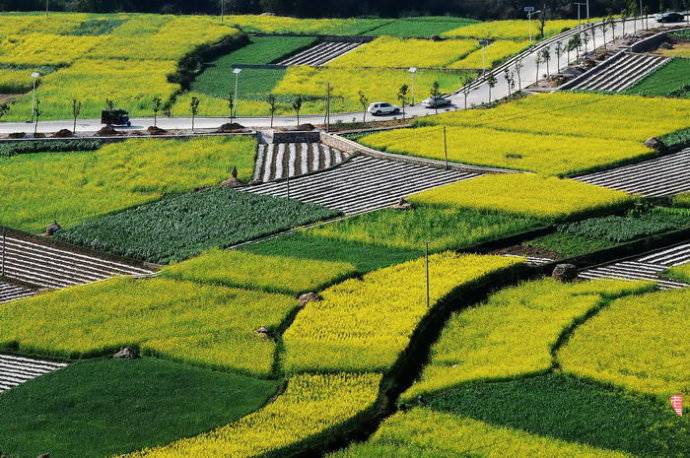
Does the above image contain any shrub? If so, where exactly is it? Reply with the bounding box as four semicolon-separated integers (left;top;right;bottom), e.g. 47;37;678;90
130;373;382;457
283;253;523;373
0;139;103;157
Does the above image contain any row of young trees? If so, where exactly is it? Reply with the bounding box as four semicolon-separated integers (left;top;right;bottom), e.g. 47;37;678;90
2;0;687;19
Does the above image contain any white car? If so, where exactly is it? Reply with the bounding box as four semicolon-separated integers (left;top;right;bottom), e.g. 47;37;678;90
368;102;400;116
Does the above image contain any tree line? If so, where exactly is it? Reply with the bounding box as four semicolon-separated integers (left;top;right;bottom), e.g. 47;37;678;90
1;0;687;19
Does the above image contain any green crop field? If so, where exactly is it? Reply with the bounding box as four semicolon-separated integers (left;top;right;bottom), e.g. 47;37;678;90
56;188;339;264
0;358;278;457
628;58;690;98
367;17;478;37
526;206;690;258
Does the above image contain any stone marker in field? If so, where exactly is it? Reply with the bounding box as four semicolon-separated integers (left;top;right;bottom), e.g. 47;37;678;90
552;264;578;282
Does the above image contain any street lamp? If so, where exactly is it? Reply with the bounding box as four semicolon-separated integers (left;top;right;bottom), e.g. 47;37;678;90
479;39;490;75
31;72;40;123
575;2;586;27
525;7;542;41
408;67;417;105
232;68;242;119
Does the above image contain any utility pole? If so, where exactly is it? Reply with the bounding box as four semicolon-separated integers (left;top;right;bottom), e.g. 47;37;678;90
232;68;242;119
325;83;333;132
409;67;417;105
425;241;430;310
220;0;225;22
45;0;49;17
443;127;449;170
1;227;5;278
587;0;590;21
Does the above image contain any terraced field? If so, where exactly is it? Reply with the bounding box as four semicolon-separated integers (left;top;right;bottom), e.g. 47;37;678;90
2;10;690;458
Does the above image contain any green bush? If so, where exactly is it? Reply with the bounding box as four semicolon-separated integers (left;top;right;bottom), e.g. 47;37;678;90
0;139;103;157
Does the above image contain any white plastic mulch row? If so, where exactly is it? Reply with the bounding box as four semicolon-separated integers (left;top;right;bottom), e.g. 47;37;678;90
253;143;350;184
0;354;68;394
241;155;480;215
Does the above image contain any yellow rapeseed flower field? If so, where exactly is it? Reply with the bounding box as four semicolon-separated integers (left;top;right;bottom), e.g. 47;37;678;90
0;12;88;35
87;16;240;60
130;373;382;457
0;277;297;377
273;67;470;114
404;279;654;400
560;287;690;396
6;59;179;120
0;34;105;66
408;174;633;221
327;36;479;68
666;262;690;283
361;124;651;176
283;253;523;373
429;92;690;142
335;408;629;458
443;19;584;39
361;92;690;176
449;39;531;69
162;248;357;295
0;68;33;92
1;136;256;232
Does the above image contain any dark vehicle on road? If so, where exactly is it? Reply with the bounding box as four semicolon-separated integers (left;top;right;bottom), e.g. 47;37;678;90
656;12;685;23
101;109;131;127
423;95;452;109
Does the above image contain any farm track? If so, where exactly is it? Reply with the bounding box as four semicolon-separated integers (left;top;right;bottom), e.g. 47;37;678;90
575;149;690;197
241;155;479;215
253;143;350;183
579;242;690;289
0;354;68;394
0;235;154;290
569;52;671;92
277;41;362;66
0;280;35;304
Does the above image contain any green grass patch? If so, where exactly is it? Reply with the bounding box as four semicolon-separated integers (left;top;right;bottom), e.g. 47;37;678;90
0;277;297;376
191;36;314;99
69;18;126;36
243;232;422;274
308;205;544;253
413;374;690;457
662;126;690;148
368;17;478;38
665;262;690;283
526;207;690;258
1;137;256;233
56;188;339;264
627;58;690;98
0;358;278;457
162;248;358;295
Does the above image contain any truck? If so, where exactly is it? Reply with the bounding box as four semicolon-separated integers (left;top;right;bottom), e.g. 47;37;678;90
101;109;131;127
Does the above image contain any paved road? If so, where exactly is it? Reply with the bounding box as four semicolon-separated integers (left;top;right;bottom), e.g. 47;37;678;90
0;16;679;135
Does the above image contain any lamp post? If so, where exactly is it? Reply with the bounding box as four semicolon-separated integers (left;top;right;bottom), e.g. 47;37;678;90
232;68;242;119
525;7;541;42
220;0;225;22
479;39;490;75
31;72;40;123
575;2;586;27
408;67;417;105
